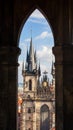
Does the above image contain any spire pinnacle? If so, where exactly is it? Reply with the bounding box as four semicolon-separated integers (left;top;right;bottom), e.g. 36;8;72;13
34;50;37;63
38;61;41;76
31;28;32;39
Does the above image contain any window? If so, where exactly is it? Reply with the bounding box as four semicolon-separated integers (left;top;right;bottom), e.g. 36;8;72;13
40;105;49;130
28;95;30;98
29;80;32;90
28;108;31;113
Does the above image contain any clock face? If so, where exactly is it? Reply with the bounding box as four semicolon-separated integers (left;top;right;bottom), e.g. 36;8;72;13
43;81;48;87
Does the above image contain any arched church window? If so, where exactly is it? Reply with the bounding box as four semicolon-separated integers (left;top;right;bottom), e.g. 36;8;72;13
40;105;50;130
29;80;32;90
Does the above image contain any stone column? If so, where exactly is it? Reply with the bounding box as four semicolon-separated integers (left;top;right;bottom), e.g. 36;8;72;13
63;45;73;130
0;46;21;130
53;45;73;130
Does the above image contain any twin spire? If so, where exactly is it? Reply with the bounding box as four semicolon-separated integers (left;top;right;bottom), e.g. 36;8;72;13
22;32;41;75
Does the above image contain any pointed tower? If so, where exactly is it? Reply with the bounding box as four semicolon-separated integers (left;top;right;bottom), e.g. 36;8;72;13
21;36;41;130
25;49;29;70
34;50;37;63
25;37;37;72
38;62;41;76
22;36;40;99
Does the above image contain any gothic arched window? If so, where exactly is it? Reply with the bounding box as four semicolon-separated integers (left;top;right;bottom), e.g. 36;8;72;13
29;80;32;90
40;104;50;130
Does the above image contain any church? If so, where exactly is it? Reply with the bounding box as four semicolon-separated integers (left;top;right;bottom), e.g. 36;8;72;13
19;37;55;130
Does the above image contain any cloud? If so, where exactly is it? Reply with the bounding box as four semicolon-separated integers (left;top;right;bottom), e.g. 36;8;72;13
24;38;30;42
28;18;47;25
30;9;45;19
22;31;52;44
18;61;24;83
37;45;53;63
37;46;54;82
28;9;48;25
35;31;53;40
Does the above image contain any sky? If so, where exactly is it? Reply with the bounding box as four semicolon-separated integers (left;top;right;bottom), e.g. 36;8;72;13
18;9;54;84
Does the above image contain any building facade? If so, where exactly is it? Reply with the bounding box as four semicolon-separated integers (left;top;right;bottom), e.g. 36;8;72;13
20;37;55;130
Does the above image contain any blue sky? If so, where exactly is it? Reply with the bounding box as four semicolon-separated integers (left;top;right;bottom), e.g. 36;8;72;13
18;9;54;84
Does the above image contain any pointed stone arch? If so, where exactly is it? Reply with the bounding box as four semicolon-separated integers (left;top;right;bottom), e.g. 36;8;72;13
40;104;50;130
17;7;55;46
18;7;55;130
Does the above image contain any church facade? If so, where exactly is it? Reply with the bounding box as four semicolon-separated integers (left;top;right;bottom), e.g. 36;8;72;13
20;37;55;130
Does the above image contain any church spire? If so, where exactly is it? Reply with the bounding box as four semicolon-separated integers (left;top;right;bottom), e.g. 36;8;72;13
29;36;33;56
24;29;38;73
38;62;41;76
34;50;37;63
27;30;36;71
29;28;33;57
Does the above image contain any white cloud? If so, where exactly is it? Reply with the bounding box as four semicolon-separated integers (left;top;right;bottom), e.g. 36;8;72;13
30;9;45;19
18;61;24;83
41;64;49;72
35;31;53;40
37;46;53;63
28;18;47;25
28;9;48;25
24;38;30;42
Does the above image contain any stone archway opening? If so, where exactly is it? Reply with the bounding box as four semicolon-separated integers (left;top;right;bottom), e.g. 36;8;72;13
18;8;55;130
